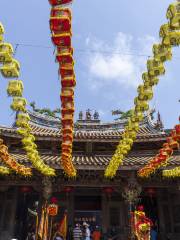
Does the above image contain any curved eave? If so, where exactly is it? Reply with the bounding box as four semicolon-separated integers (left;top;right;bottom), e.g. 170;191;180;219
0;124;168;142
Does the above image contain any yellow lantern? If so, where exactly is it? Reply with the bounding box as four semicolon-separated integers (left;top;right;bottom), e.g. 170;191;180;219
128;119;140;132
7;80;24;96
159;23;180;46
0;43;14;63
142;72;159;86
166;2;180;29
131;110;144;122
22;135;35;146
10;97;27;112
0;23;4;34
0;59;20;78
16;113;30;128
134;97;149;112
153;43;172;62
0;23;4;42
137;85;153;101
17;127;31;136
147;59;165;77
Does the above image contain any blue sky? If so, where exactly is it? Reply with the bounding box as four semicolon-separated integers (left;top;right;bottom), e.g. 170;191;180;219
0;0;179;128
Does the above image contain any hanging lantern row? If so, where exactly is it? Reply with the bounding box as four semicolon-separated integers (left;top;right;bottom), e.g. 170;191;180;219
0;138;32;176
105;0;180;178
0;22;55;176
138;123;180;178
48;0;76;177
162;124;180;177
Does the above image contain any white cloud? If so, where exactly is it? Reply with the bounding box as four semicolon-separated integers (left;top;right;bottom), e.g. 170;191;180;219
85;32;156;89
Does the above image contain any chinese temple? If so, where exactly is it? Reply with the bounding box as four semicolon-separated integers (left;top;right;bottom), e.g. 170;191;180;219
0;109;180;240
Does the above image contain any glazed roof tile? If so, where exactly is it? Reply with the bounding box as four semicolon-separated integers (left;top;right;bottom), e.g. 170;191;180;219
0;152;179;170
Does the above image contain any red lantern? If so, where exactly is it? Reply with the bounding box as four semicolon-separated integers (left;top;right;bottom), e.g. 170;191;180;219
146;188;156;198
175;124;180;134
63;186;74;193
137;205;144;211
61;76;76;88
103;187;114;197
50;8;71;33
59;66;74;78
49;0;73;6
51;197;58;204
20;186;32;193
51;33;71;47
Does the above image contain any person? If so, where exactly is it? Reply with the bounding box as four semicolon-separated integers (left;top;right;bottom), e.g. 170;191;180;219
150;227;157;240
92;226;101;240
54;232;64;240
84;223;91;240
73;223;82;240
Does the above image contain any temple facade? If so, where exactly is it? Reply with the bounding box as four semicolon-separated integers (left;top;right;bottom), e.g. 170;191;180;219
0;110;180;240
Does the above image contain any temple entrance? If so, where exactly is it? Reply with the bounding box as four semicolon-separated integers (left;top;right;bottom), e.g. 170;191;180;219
74;195;102;228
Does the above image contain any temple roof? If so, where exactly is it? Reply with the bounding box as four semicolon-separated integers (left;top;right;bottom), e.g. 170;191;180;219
0;110;167;141
0;151;179;170
0;110;179;171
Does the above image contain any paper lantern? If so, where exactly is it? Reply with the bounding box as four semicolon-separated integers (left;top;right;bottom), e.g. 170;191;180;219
17;128;31;136
16;113;30;129
61;76;76;87
153;43;172;62
59;65;74;78
137;205;144;211
147;59;165;77
146;188;156;198
142;72;159;86
0;43;14;63
0;144;8;155
10;97;27;112
167;136;179;149
51;33;71;47
134;97;149;112
131;110;144;122
163;143;173;155
0;59;20;78
0;22;4;35
166;2;180;29
49;0;73;6
56;47;74;65
103;187;114;196
137;85;153;101
50;7;71;33
160;23;180;46
128;120;140;132
63;186;74;193
20;186;32;193
7;80;24;97
175;124;180;134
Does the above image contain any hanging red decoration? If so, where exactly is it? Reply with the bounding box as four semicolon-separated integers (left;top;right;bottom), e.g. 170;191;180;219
20;186;32;193
146;188;156;198
50;8;71;33
49;0;76;177
51;33;71;47
49;0;73;6
63;186;74;193
103;187;114;196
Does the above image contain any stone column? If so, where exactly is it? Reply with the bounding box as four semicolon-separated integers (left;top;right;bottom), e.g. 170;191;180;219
101;192;109;234
122;174;142;240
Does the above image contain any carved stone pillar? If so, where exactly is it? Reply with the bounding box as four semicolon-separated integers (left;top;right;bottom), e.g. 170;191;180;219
122;173;142;240
42;177;53;200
